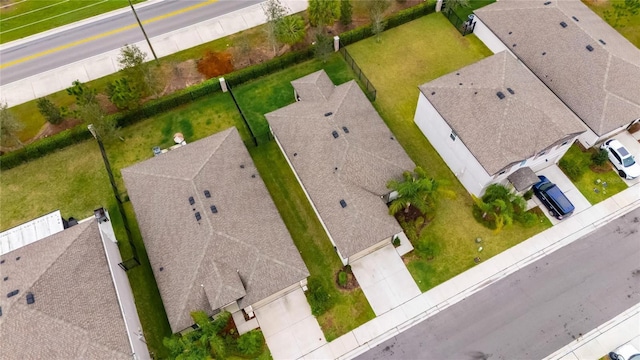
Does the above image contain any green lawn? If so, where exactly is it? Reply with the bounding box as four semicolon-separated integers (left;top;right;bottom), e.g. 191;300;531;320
558;144;628;204
0;0;144;44
234;54;376;340
583;0;640;47
346;13;552;291
453;0;496;19
0;92;243;356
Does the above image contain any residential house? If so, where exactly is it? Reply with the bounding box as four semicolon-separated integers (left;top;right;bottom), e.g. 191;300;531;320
266;70;415;265
473;0;640;147
121;128;309;334
414;51;586;196
0;213;149;359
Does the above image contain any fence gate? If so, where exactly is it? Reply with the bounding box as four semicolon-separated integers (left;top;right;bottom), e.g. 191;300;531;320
442;7;476;36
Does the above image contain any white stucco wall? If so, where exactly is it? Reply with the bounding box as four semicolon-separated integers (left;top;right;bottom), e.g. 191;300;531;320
472;17;508;54
414;93;492;197
579;120;638;148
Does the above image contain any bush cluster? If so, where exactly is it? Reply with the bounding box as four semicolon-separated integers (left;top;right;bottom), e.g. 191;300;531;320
559;158;585;182
306;277;334;316
338;270;348;287
236;330;264;356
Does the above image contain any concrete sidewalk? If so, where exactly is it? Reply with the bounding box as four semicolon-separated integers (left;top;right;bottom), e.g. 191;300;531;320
0;0;308;107
302;181;640;359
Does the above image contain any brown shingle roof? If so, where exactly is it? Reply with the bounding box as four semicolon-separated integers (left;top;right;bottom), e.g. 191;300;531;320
0;221;131;359
121;128;308;333
474;0;640;136
266;70;415;259
419;52;586;175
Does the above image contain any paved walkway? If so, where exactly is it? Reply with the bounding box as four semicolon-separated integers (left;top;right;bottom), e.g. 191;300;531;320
303;179;640;359
0;0;308;107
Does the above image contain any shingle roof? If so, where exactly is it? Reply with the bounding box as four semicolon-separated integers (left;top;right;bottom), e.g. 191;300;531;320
0;221;132;359
508;167;540;192
266;70;415;259
419;51;586;175
121;127;308;333
474;0;640;136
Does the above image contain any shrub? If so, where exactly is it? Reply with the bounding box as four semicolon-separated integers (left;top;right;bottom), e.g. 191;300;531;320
515;211;538;227
414;233;442;259
306;277;334;316
591;149;609;166
559;158;585;181
392;235;401;247
36;97;63;125
337;271;348;287
237;330;264;356
523;189;534;201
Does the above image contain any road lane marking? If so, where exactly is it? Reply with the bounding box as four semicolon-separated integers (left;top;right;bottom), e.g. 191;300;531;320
1;1;110;35
0;0;217;69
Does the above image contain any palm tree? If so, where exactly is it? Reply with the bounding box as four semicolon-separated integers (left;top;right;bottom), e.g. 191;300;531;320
473;184;526;233
387;166;448;216
275;15;306;46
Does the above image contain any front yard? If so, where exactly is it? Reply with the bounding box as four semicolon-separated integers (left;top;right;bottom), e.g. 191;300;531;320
346;12;552;291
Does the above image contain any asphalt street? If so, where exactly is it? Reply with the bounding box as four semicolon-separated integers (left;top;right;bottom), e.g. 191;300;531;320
358;208;640;360
0;0;262;85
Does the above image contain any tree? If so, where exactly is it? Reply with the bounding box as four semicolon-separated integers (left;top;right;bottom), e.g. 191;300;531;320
339;0;352;25
67;80;119;141
472;184;527;233
443;0;470;13
0;103;24;148
366;0;391;42
117;44;159;98
107;78;140;110
36;97;63;125
263;0;289;54
67;80;97;107
275;14;306;46
313;32;333;63
387;166;448;217
308;0;340;28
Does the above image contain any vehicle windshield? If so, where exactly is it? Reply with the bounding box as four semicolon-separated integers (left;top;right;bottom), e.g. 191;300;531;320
623;156;636;167
540;182;555;191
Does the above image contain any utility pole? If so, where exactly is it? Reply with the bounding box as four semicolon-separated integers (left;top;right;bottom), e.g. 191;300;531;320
128;0;158;62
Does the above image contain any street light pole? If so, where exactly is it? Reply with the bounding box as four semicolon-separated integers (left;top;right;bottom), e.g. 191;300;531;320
128;0;158;62
89;124;140;267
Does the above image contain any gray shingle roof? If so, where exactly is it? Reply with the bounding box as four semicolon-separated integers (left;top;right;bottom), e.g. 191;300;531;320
0;221;131;360
474;0;640;136
266;70;415;260
419;51;586;175
508;167;540;192
121;127;308;333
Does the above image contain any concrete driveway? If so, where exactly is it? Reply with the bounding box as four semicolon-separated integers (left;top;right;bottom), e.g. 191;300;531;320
351;244;421;316
254;288;326;360
610;131;640;187
534;165;591;225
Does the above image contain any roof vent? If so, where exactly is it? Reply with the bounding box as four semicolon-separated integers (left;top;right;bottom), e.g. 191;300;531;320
0;260;4;264
26;293;34;305
390;136;395;140
0;307;2;317
210;205;218;214
204;190;211;198
431;91;436;95
324;112;333;117
342;126;349;133
332;130;339;139
7;289;19;298
572;16;579;21
293;152;297;156
512;43;517;47
542;51;546;55
251;174;256;178
459;83;463;86
507;88;515;95
508;31;512;35
3;277;7;281
340;199;347;208
456;72;460;75
560;21;567;28
188;197;195;205
543;1;551;5
159;267;164;271
16;257;20;261
586;45;594;51
195;212;201;221
240;164;245;169
497;92;506;100
599;39;606;45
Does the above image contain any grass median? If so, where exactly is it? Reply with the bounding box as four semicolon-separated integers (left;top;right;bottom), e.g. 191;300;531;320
346;12;552;291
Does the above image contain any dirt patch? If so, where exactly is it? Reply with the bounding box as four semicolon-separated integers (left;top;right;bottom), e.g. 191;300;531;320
96;93;119;114
161;60;207;96
197;50;234;79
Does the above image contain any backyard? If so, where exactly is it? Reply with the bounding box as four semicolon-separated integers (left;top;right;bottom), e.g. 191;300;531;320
345;12;552;291
583;0;640;47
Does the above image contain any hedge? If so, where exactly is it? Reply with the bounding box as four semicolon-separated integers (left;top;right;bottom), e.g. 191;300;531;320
1;1;438;170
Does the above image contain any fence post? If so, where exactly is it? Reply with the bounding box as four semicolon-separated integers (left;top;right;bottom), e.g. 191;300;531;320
334;36;340;52
436;0;443;12
219;77;228;92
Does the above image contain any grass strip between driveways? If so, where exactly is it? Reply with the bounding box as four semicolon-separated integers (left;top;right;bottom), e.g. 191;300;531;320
346;13;552;291
558;144;628;205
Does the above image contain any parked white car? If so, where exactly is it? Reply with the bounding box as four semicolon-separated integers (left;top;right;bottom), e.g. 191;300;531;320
600;139;640;179
609;343;640;360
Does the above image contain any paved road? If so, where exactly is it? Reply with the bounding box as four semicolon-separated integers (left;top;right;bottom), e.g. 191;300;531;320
0;0;261;85
359;209;640;360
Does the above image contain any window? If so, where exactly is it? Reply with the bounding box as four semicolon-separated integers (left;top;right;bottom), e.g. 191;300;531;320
538;150;546;157
498;170;506;176
520;159;526;167
450;131;457;141
561;141;568;146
